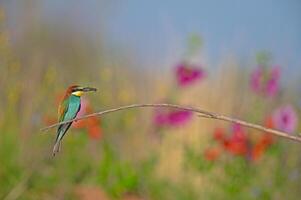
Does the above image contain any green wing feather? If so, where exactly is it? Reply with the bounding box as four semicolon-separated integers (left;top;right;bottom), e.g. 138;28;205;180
58;97;70;122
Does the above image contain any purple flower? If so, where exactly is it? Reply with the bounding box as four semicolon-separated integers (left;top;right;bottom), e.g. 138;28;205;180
176;62;205;87
154;110;169;126
250;66;280;97
154;109;192;127
266;67;280;96
167;110;193;126
272;105;298;133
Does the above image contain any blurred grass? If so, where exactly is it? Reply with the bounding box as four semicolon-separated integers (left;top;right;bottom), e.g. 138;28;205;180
1;6;301;200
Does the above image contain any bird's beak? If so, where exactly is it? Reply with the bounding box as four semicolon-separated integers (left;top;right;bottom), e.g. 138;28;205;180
82;87;97;92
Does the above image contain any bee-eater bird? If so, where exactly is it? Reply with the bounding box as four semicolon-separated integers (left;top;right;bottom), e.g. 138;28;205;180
53;85;97;156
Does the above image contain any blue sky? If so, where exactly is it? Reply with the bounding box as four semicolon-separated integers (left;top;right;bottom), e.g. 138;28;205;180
100;0;301;70
4;0;301;72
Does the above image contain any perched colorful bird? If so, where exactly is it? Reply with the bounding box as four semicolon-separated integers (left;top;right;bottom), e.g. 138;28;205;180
53;85;97;156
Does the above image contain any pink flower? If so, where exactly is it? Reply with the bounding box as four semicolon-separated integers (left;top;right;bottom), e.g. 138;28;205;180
272;105;298;133
154;109;192;127
266;67;280;96
167;110;193;126
154;110;169;126
176;62;205;87
250;66;280;97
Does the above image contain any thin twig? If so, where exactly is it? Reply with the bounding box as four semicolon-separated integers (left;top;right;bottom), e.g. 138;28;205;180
196;114;301;142
41;104;217;131
41;103;301;143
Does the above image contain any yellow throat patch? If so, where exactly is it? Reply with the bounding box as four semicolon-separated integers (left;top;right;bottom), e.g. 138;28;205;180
72;91;83;96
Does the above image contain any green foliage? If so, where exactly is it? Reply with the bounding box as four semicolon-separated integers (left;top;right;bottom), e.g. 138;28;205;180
0;131;22;199
216;158;255;199
183;145;214;172
97;142;140;198
96;142;201;199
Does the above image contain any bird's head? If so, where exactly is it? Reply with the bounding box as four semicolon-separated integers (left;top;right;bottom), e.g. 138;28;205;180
68;85;97;97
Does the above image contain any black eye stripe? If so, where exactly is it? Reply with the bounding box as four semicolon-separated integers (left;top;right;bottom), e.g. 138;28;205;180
72;88;83;92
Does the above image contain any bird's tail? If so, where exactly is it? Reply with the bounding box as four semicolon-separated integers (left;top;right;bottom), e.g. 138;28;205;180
52;123;71;156
52;140;61;156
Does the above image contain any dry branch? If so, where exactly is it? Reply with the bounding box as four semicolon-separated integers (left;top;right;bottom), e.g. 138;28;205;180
41;103;301;143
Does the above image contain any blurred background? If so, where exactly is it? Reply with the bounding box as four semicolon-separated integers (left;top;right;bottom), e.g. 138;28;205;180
0;0;301;199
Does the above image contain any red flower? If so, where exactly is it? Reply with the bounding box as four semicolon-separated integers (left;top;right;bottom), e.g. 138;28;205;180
85;103;102;139
87;124;102;140
204;147;221;161
209;123;274;161
223;124;248;155
261;134;273;146
230;123;247;142
251;134;273;161
213;124;248;156
213;127;225;141
223;138;248;156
